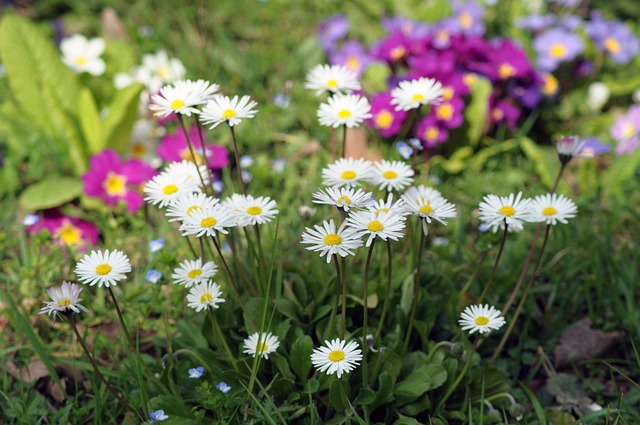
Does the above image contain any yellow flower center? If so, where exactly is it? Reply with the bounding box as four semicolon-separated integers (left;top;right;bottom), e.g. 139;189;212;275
382;170;398;180
326;79;338;89
328;349;345;362
257;342;269;353
436;30;450;43
463;73;478;86
188;269;203;279
603;37;621;54
549;43;567;59
424;127;439;141
323;233;342;246
187;205;202;215
341;170;356;180
55;221;81;246
76;56;87;66
346;56;359;71
442;86;454;100
375;207;389;217
103;172;128;197
157;67;168;79
201;217;217;228
542;206;557;216
247;206;262;215
163;184;178;195
337;195;352;205
131;142;147;158
411;93;425;102
419;204;433;215
436;103;453;121
499;206;515;217
390;46;406;61
338;109;351;119
623;124;635;139
475;316;489;326
96;264;112;275
59;298;71;307
180;147;203;164
458;12;473;29
375;110;393;129
498;63;516;79
200;293;213;303
368;220;384;232
542;73;559;96
492;108;504;121
171;99;185;109
222;109;237;119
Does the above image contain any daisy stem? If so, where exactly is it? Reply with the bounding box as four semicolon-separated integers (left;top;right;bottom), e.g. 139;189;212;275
209;308;238;371
490;224;551;363
362;239;376;389
184;235;199;259
242;227;264;295
458;249;488;304
69;316;142;419
195;118;217;195
404;223;426;351
228;125;247;196
108;287;132;346
341;256;347;340
330;126;336;161
177;115;210;195
341;124;347;159
326;254;341;340
253;224;269;293
199;237;206;261
210;236;256;330
477;221;509;304
434;340;474;414
376;240;393;340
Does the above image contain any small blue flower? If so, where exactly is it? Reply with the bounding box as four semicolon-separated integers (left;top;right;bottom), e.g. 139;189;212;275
241;170;253;183
396;141;413;160
221;242;232;255
408;138;424;151
23;214;39;226
149;238;164;253
188;366;205;378
149;409;168;422
273;93;290;108
213;180;224;193
240;155;253;168
216;381;231;393
478;223;490;233
145;270;162;284
272;157;286;174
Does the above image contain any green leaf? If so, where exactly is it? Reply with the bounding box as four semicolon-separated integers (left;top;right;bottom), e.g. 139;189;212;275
329;380;347;410
103;40;137;74
290;335;313;381
272;298;300;321
602;149;640;198
394;364;448;403
469;139;519;170
393;419;419;425
370;372;395;411
19;177;83;210
519;137;557;189
465;77;492;146
78;88;103;154
102;84;144;155
357;387;376;406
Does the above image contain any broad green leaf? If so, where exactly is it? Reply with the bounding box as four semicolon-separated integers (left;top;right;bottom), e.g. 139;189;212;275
519;137;556;189
19;177;83;210
469;138;519;170
290;335;313;381
465;77;492;146
370;372;395;411
394;364;448;403
102;84;144;155
329;380;347;410
104;39;137;74
79;89;103;154
602;149;640;198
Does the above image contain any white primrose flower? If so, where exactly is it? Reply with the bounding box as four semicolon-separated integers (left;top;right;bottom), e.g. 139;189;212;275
60;34;106;76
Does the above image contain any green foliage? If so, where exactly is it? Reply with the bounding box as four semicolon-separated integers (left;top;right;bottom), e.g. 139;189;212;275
18;176;83;210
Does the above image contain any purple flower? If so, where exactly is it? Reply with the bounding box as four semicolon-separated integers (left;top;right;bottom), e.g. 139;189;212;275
416;116;448;147
188;366;204;378
317;15;349;51
328;40;372;77
82;150;156;213
157;127;229;170
30;214;99;250
444;0;485;37
396;141;413;159
382;16;431;39
150;410;168;422
23;214;39;226
433;97;465;129
533;28;584;72
490;98;521;131
216;381;231;393
558;15;583;31
366;92;407;138
586;12;640;65
515;14;557;32
371;31;410;64
581;136;612;158
145;270;162;284
476;39;534;81
611;105;640;155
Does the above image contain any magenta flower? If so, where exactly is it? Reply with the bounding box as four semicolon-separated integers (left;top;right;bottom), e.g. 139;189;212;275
371;31;411;64
490;99;521;131
433;97;465;129
533;28;584;72
485;39;534;81
82;150;156;213
416;116;448;148
328;40;373;77
366;92;407;138
157;127;229;170
30;215;99;250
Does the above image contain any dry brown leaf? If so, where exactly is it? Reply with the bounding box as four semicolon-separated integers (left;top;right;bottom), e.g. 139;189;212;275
344;128;382;161
6;359;50;383
100;8;129;42
554;317;623;367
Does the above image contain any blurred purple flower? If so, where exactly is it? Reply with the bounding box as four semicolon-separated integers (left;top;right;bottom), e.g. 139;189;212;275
328;40;372;76
558;15;583;31
416;116;448;147
444;0;485;37
515;14;557;32
580;136;612;158
611;105;640;155
371;31;411;64
433;97;465;128
382;16;431;39
490;98;521;130
586;12;640;65
318;15;349;51
533;28;584;71
30;214;99;250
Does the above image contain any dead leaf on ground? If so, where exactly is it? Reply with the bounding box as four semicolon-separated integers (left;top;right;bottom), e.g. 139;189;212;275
100;8;129;41
5;359;50;383
554;317;623;367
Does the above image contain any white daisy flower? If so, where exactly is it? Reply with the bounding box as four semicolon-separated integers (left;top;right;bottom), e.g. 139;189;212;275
370;193;408;217
187;281;225;312
300;219;363;263
402;185;457;235
39;281;89;320
529;193;578;225
458;304;506;334
304;64;361;96
164;160;210;186
60;34;106;76
174;79;219;104
317;93;372;128
371;160;415;192
242;332;280;359
144;171;203;208
179;202;237;237
200;95;258;129
75;249;132;288
150;82;208;118
478;192;533;233
556;135;586;165
171;258;218;288
312;187;374;212
231;195;279;227
321;157;373;188
310;338;362;378
166;192;219;222
347;210;406;247
390;77;444;111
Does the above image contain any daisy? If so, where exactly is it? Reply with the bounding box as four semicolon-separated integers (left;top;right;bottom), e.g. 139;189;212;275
144;171;202;208
312;187;373;212
401;186;457;235
317;93;372;128
188;366;204;378
310;338;362;378
60;34;106;76
347;210;406;247
172;258;218;288
164;160;210;186
301;219;363;263
529;193;578;225
242;332;280;359
75;249;132;288
179;202;237;237
556;135;586;165
150;82;207;118
304;64;361;96
391;77;444;111
39;281;89;320
165;192;219;222
371;160;415;191
321;157;373;188
200;95;258;129
187;281;225;312
370;193;408;217
232;195;279;227
458;304;506;334
174;79;219;103
478;192;533;233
